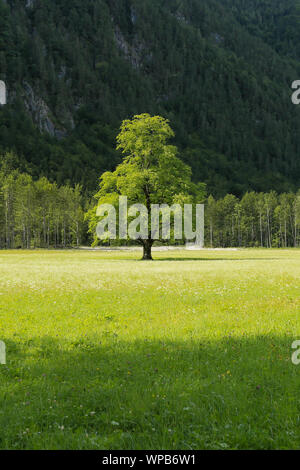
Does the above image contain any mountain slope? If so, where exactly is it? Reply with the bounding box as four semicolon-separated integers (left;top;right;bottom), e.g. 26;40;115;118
0;0;300;195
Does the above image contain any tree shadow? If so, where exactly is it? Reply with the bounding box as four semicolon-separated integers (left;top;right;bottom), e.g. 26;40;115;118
0;334;298;450
153;257;283;262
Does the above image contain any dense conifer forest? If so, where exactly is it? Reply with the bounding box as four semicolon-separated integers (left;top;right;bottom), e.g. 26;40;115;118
1;0;300;195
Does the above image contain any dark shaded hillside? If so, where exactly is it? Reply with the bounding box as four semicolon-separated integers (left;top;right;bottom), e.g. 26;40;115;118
0;0;300;195
220;0;300;59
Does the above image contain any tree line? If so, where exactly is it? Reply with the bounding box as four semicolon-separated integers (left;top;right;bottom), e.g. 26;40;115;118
206;191;300;248
1;172;300;249
0;158;85;249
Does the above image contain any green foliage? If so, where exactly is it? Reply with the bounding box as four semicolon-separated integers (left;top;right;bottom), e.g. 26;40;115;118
0;152;85;248
88;114;205;257
2;146;300;250
114;114;200;205
205;190;300;247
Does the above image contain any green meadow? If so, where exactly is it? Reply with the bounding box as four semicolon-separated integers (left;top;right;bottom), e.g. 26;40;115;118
0;249;299;450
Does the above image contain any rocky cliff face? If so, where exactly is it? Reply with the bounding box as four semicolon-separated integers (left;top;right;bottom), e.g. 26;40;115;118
22;82;66;138
1;78;62;135
114;25;144;70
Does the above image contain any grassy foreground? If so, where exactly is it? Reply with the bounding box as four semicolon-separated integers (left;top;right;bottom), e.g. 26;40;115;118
0;248;299;450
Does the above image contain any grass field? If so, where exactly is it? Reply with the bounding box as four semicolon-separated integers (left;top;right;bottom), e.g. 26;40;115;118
0;248;299;450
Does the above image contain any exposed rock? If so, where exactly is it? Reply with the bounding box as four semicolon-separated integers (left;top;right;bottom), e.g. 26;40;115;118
58;65;67;79
114;25;143;69
22;82;66;138
26;0;35;8
211;32;224;44
175;12;189;24
130;6;137;25
170;11;189;25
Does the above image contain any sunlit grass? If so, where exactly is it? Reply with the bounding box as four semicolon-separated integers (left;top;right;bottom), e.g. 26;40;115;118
0;248;299;449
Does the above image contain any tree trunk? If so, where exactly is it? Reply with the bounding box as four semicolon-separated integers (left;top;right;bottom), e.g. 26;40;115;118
142;183;153;260
142;240;153;260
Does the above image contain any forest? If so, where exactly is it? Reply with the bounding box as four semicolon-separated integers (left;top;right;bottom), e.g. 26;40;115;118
1;152;300;250
0;153;84;249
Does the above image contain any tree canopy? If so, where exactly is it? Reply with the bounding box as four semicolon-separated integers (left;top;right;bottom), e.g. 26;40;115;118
88;114;206;259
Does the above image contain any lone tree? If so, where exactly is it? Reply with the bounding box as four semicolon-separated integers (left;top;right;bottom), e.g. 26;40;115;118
88;114;205;259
